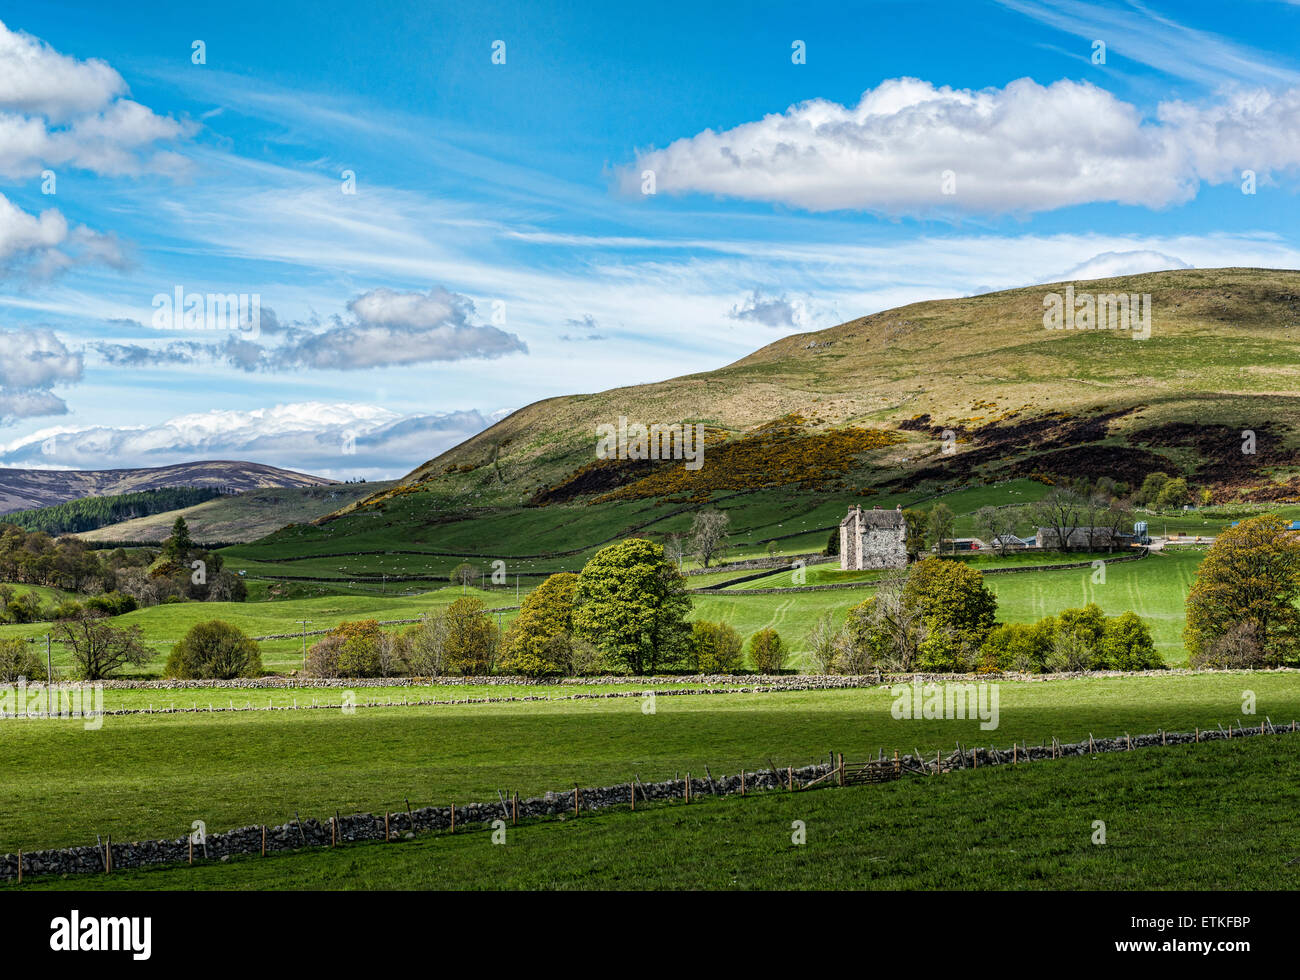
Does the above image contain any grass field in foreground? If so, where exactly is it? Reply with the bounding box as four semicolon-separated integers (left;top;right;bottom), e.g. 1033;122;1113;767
11;734;1299;890
1;674;1295;853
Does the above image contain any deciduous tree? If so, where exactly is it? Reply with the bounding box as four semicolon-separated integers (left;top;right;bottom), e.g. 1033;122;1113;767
1184;514;1300;666
572;538;691;673
55;617;151;680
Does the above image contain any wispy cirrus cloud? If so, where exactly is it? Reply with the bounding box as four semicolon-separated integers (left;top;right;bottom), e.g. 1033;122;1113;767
998;0;1300;88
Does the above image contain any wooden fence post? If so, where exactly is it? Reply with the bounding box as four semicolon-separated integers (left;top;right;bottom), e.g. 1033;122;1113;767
895;749;901;775
1089;733;1095;753
385;812;390;842
513;792;519;824
265;825;269;855
740;770;746;796
1195;727;1199;743
15;849;20;884
1126;733;1131;751
574;785;580;815
328;819;333;849
630;783;635;811
837;753;844;787
188;835;193;866
106;836;111;874
935;749;941;774
1012;743;1017;765
787;767;793;791
450;803;455;833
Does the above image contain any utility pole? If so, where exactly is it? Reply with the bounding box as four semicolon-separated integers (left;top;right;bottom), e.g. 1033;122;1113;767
297;620;312;668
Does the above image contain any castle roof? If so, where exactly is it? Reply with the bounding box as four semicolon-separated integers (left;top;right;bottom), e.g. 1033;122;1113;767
842;505;905;528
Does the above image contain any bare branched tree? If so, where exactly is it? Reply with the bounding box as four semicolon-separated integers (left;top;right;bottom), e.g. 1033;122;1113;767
54;617;151;680
690;509;731;569
1030;487;1086;551
975;505;1022;556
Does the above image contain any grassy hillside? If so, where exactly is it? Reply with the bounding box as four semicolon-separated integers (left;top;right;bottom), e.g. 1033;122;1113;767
78;481;396;545
340;268;1300;515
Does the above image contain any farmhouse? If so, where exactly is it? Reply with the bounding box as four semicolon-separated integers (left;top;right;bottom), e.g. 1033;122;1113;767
840;505;908;570
1035;526;1125;549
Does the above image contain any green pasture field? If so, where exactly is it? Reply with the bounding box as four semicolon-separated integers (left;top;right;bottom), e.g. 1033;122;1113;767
0;674;1293;853
719;549;1119;591
0;583;72;606
79;679;759;713
211;477;1164;601
0;543;1205;677
219;485;943;582
0;586;520;675
694;548;1205;664
12;733;1297;891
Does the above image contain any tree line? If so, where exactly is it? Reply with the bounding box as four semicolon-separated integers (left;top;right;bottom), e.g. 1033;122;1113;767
5;486;231;535
0;515;244;626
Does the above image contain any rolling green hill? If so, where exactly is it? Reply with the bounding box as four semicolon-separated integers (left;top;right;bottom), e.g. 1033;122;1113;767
344;268;1300;516
228;269;1300;593
78;482;396;545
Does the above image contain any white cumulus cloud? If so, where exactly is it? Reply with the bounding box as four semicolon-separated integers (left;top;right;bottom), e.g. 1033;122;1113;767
0;19;191;178
624;77;1300;216
0;326;82;423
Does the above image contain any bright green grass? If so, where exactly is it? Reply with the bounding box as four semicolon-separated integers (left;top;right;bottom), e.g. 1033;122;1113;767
720;550;1117;591
989;548;1204;660
0;586;521;675
0;545;1203;676
0;583;71;605
89;679;758;712
11;734;1300;890
694;549;1203;663
219;482;1040;585
1;674;1294;853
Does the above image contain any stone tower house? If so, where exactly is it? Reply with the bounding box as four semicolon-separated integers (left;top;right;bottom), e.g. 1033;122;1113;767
840;505;908;570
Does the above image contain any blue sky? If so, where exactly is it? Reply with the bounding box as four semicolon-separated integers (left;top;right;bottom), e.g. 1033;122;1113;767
1;0;1299;478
